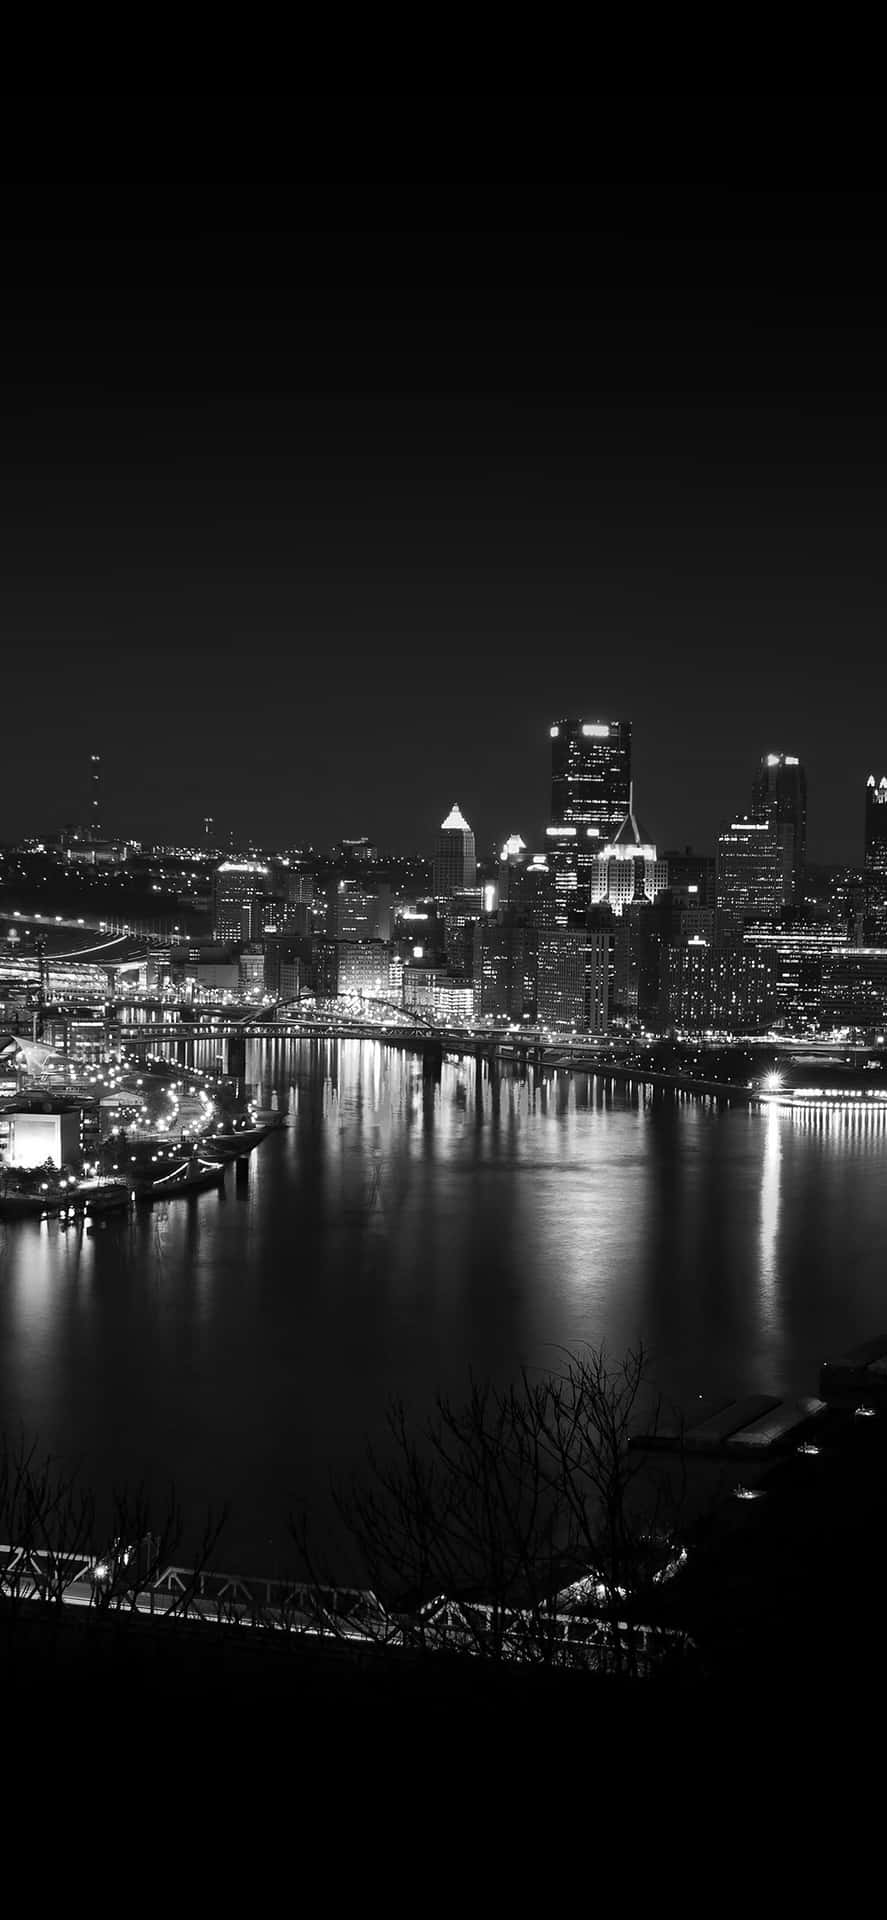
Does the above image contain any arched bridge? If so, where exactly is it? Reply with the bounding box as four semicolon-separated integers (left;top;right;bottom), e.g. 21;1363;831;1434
231;993;442;1033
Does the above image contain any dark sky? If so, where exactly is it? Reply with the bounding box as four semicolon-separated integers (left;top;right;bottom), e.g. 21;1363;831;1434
2;97;886;864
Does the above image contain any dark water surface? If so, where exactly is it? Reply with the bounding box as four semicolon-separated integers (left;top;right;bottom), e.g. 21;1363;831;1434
1;1038;885;1568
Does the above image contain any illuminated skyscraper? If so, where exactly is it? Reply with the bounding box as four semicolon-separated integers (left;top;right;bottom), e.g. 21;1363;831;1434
716;816;781;918
536;919;609;1032
752;752;807;908
864;774;887;941
433;803;476;898
213;860;269;942
865;775;887;880
586;790;668;917
548;719;631;923
497;834;528;908
550;719;631;839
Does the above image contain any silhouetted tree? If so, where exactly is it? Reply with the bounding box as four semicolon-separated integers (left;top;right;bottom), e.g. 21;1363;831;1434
292;1344;689;1675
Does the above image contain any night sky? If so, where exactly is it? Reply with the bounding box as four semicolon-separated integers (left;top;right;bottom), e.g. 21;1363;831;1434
2;99;886;864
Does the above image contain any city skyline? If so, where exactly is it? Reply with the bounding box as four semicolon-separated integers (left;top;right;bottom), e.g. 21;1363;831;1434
3;107;887;863
2;727;869;877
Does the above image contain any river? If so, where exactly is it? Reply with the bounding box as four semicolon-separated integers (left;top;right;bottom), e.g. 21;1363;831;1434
1;1036;885;1570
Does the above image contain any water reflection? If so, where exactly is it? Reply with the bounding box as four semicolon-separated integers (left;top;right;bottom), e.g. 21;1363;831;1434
758;1101;783;1324
5;1038;887;1565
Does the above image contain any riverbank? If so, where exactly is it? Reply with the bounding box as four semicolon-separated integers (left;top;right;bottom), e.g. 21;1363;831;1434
546;1058;759;1102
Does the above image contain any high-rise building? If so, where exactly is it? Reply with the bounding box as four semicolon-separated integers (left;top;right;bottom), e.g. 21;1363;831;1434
663;848;716;908
865;776;887;876
752;752;807;908
443;889;483;974
716;817;781;918
544;825;581;922
432;804;476;899
664;936;776;1034
518;855;558;930
550;718;631;840
820;946;887;1033
213;860;270;943
536;919;609;1032
473;914;538;1023
89;753;102;841
864;775;887;940
497;834;529;908
612;896;703;1028
586;792;668;917
336;940;391;998
331;880;393;943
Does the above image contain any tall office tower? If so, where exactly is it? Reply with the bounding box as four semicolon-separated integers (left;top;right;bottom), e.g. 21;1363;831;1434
473;915;538;1023
752;752;807;908
864;775;887;941
544;824;581;921
716;816;782;918
213;859;270;942
586;791;668;917
432;803;476;899
612;896;689;1027
331;879;393;943
497;834;528;907
89;753;102;840
536;918;609;1032
443;889;483;973
550;718;631;839
663;848;716;908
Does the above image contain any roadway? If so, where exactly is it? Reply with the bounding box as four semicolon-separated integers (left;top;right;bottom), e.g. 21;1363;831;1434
0;908;184;953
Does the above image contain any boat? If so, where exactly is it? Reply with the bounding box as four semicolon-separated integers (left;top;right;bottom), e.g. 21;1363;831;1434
202;1120;273;1159
133;1154;226;1203
81;1180;132;1216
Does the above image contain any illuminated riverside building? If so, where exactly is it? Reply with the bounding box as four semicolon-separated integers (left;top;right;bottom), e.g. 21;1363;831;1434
740;929;846;1032
550;718;631;839
432;804;476;899
403;967;475;1021
752;752;807;908
536;919;609;1032
213;860;269;942
336;940;392;998
716;817;781;918
473;916;538;1023
611;895;712;1027
864;775;887;940
664;938;777;1034
819;948;887;1033
238;947;266;994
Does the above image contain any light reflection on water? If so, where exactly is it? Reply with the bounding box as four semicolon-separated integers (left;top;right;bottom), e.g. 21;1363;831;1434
2;1036;887;1567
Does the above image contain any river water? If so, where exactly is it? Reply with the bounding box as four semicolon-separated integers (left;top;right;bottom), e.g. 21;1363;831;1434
1;1037;885;1569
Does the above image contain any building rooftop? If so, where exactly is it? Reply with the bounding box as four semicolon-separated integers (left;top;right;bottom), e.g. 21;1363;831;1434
440;804;473;833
